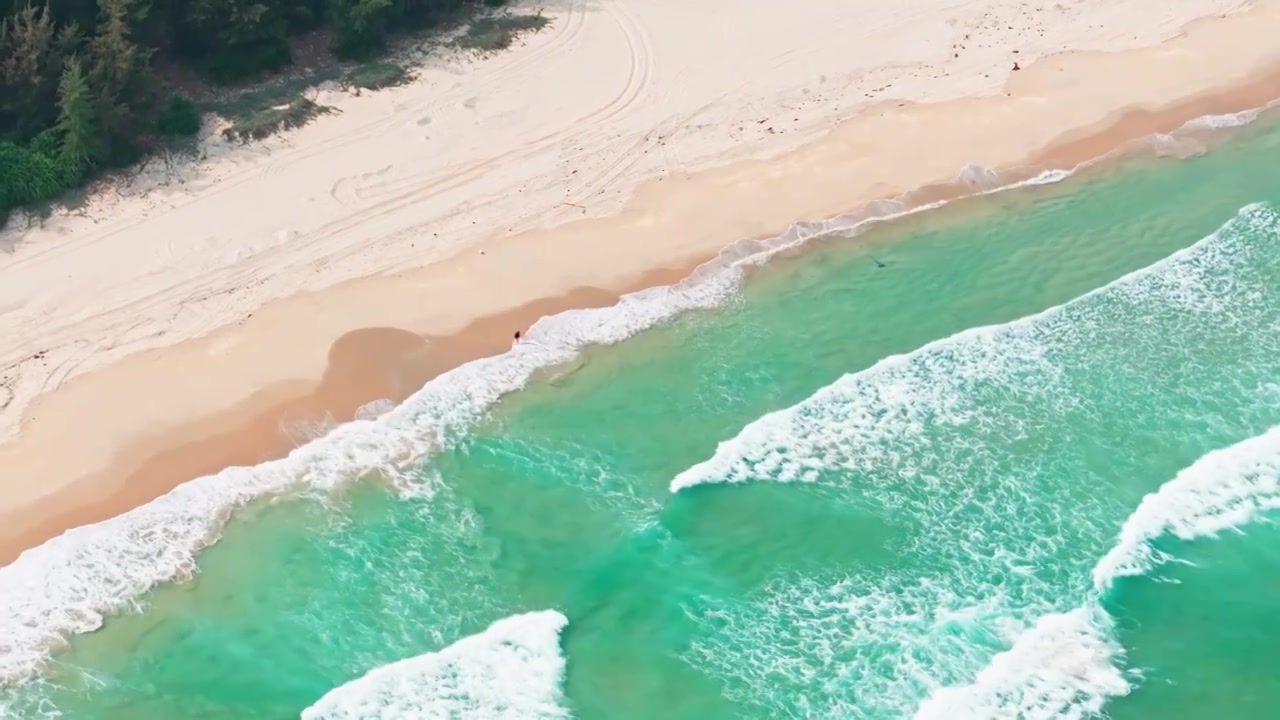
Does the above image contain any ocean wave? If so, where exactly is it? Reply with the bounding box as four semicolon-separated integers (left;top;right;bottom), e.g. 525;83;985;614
301;610;570;720
1092;424;1280;590
670;201;1278;494
912;608;1128;720
0;263;735;686
915;422;1280;719
1182;108;1263;130
0;165;1072;688
0;103;1270;687
674;202;1280;717
1144;99;1280;158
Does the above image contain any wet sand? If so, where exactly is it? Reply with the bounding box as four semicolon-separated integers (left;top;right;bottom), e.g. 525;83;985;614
2;1;1280;564
0;268;694;563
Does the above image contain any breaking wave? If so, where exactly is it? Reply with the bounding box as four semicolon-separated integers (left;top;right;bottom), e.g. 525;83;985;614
671;202;1280;495
918;423;1280;718
0;103;1271;689
675;203;1280;717
0;164;1069;686
301;610;570;720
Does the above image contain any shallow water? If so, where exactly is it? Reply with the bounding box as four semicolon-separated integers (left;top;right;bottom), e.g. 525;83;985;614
5;116;1280;719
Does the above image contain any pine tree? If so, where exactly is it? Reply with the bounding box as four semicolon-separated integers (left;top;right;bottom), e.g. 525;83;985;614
179;0;289;80
44;0;100;37
90;0;137;90
55;21;83;62
55;55;95;180
88;0;154;164
329;0;392;57
0;5;59;141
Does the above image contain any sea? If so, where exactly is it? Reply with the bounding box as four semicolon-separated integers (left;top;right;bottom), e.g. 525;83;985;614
3;107;1280;719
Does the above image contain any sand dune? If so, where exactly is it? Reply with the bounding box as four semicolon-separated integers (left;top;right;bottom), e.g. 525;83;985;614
1;0;1278;559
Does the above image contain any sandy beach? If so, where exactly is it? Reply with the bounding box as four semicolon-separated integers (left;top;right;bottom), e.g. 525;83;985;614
2;0;1279;563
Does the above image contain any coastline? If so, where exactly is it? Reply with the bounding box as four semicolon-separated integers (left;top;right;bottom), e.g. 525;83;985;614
2;0;1280;569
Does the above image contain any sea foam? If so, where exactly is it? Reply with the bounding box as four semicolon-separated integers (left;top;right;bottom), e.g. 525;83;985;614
670;202;1278;494
1092;423;1280;590
673;203;1280;718
915;422;1280;719
0;161;1073;687
912;608;1128;720
301;610;570;720
1183;108;1262;130
0;103;1266;686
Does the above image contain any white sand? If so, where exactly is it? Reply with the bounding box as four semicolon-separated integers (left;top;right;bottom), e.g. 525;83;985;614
0;0;1277;550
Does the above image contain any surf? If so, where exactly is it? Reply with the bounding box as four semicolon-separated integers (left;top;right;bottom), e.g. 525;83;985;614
916;423;1280;718
0;162;1077;686
301;610;570;720
672;202;1280;717
671;202;1280;495
2;106;1276;714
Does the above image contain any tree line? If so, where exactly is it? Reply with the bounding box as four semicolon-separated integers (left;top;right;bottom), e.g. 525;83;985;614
1;0;503;225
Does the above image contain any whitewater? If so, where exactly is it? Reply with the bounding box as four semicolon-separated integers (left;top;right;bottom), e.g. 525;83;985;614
302;611;570;720
5;107;1258;688
674;202;1280;718
6;109;1280;720
0;163;1072;688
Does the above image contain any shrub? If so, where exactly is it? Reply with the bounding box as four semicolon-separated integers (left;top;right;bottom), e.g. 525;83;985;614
28;129;62;158
202;40;292;83
328;0;393;60
456;13;548;53
221;98;334;142
158;94;203;137
0;140;73;220
342;62;408;90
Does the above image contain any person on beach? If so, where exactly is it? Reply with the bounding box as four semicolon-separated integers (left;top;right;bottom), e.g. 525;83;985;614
514;330;522;344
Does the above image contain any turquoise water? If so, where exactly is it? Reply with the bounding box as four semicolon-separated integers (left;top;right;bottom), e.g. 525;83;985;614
5;116;1280;718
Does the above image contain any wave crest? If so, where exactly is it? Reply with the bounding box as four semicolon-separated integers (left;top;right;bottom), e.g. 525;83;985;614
0;104;1272;688
673;202;1280;717
1093;424;1280;589
301;610;570;720
912;609;1128;720
0;161;1071;687
918;422;1280;718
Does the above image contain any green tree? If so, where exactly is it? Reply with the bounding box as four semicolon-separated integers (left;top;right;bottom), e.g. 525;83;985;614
0;4;60;141
54;21;83;63
1;0;542;228
178;0;289;81
328;0;391;57
55;54;96;180
156;93;201;136
88;0;155;163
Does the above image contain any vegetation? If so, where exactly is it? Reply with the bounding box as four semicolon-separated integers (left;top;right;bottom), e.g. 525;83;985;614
0;0;542;226
341;61;408;90
455;11;546;53
156;94;202;136
221;97;332;142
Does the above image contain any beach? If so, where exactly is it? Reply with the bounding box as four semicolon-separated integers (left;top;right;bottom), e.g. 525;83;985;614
1;0;1279;568
7;0;1280;714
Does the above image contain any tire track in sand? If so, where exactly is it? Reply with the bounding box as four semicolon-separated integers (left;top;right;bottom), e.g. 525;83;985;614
303;0;657;245
261;0;590;180
560;0;665;206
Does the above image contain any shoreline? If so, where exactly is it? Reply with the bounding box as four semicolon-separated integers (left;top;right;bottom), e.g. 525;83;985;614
1;268;692;564
2;0;1280;569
